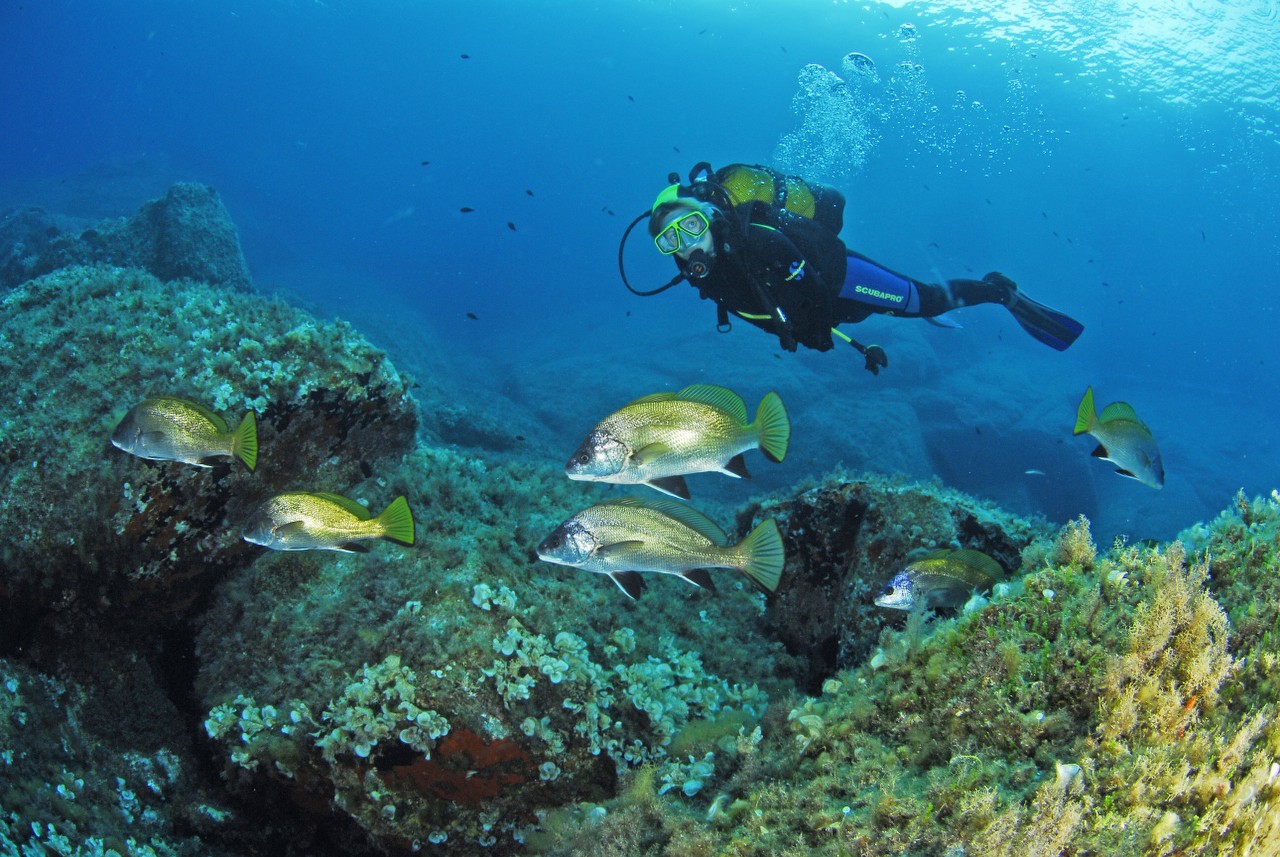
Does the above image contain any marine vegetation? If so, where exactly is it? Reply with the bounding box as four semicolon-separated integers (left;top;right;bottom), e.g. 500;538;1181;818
531;494;1280;857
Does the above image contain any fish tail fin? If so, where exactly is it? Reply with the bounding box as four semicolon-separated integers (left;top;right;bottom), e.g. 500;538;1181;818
753;392;791;463
1074;387;1096;436
376;496;415;546
738;519;785;592
233;412;259;471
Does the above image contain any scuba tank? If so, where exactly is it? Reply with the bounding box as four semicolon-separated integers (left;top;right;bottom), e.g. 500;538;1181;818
618;162;845;296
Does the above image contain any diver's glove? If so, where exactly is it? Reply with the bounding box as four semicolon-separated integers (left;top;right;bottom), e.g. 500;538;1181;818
862;344;888;375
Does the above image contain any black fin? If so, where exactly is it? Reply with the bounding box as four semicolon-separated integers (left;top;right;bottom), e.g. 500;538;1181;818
680;568;717;591
339;542;371;553
609;571;647;599
1004;286;1084;351
648;475;691;499
724;454;751;479
1091;444;1108;459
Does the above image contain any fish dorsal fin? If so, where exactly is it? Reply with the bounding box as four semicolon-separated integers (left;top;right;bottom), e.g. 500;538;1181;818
1098;401;1145;428
624;391;679;406
642;497;730;545
599;496;729;545
949;549;1004;581
675;384;748;423
609;571;647;600
164;397;228;432
311;492;374;520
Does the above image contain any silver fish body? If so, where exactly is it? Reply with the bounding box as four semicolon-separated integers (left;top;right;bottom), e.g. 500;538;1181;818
111;396;257;470
875;549;1003;611
1074;387;1164;489
564;384;789;499
243;492;414;553
536;496;784;599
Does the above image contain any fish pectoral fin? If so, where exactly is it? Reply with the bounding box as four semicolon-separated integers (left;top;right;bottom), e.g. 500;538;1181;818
1115;468;1139;480
337;542;371;553
647;475;691;499
609;571;647;600
630;442;672;466
597;540;647;560
1091;444;1109;459
273;521;310;540
679;568;717;592
721;454;750;479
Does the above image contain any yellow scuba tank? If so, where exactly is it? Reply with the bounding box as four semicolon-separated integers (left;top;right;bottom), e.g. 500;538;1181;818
713;164;845;234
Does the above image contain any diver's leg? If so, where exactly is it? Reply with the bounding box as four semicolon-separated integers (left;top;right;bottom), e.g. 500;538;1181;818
949;272;1084;351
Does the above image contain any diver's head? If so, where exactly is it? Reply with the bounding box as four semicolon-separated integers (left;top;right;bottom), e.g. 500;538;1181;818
650;187;718;278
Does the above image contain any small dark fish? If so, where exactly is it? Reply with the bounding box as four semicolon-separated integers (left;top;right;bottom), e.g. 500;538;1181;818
1201;230;1206;241
507;222;517;231
1042;211;1048;219
526;189;534;196
515;435;525;442
604;208;615;216
460;53;470;59
466;312;479;320
673;146;681;153
985;198;992;205
420;160;430;166
698;28;707;34
627;95;634;102
460;206;474;213
928;241;939;248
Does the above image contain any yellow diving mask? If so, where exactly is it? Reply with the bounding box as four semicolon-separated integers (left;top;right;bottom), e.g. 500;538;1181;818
654;210;710;255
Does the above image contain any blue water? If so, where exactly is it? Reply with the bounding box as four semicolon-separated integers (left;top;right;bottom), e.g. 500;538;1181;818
2;0;1277;543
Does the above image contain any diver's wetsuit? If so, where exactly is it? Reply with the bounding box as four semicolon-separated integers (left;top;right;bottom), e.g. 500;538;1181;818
678;200;1008;353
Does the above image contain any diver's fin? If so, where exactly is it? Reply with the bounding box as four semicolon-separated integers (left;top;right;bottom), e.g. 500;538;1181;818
1005;291;1084;351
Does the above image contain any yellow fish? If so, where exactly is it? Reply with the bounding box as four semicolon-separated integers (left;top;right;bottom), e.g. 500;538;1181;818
242;492;415;553
111;396;257;471
564;384;790;499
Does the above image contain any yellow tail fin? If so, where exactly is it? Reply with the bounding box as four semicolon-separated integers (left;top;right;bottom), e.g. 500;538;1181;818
233;412;258;471
739;519;785;592
753;392;791;464
376;496;415;546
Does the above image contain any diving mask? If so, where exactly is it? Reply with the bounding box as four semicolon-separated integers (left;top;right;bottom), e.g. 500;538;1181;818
654;210;710;255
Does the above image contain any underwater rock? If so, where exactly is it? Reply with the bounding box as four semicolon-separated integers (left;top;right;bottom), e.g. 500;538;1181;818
742;473;1051;692
0;264;417;647
0;183;252;292
194;443;795;854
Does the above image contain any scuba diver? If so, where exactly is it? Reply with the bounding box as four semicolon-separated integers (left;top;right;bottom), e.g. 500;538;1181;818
618;163;1084;374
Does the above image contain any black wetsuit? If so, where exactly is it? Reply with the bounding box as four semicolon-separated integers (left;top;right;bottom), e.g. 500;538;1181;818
675;200;1008;353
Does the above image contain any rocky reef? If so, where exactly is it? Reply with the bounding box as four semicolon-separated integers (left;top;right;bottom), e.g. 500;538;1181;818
2;186;1278;857
0;183;252;293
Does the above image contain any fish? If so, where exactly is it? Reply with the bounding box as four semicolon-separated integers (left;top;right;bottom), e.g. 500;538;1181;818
111;396;257;470
874;549;1003;611
564;384;790;499
535;496;784;599
459;207;475;213
1073;386;1164;489
243;492;414;553
507;222;517;231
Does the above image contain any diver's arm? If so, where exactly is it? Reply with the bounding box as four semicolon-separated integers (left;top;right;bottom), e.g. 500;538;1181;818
744;226;836;351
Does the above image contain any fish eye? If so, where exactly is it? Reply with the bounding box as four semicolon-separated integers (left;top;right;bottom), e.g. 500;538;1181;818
576;452;591;464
